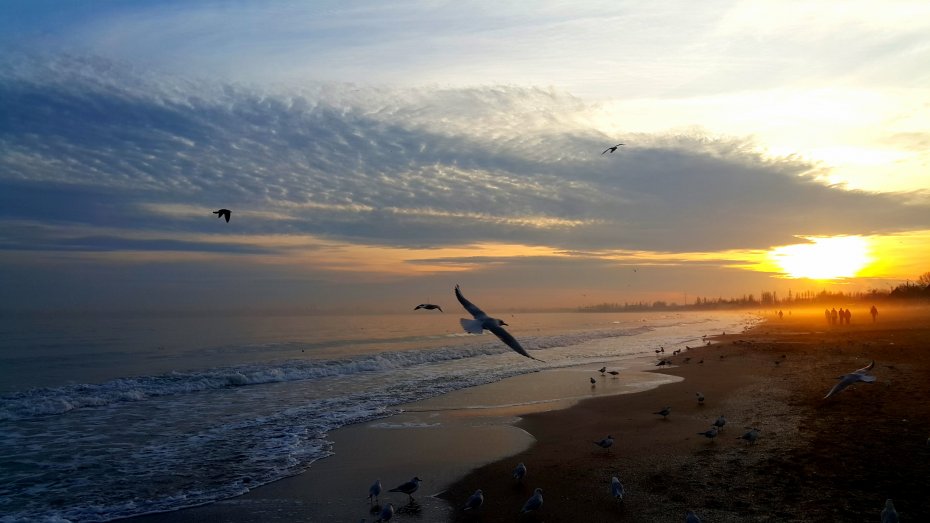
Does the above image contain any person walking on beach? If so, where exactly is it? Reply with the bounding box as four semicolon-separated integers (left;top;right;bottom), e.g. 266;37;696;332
870;305;878;322
831;308;838;325
844;308;851;325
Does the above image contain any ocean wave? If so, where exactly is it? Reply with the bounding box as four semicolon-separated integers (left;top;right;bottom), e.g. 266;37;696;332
0;325;654;421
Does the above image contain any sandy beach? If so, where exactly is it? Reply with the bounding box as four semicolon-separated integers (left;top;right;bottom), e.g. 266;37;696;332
444;305;930;522
128;305;930;522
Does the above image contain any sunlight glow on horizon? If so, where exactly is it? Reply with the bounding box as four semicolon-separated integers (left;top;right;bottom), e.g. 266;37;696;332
769;236;872;280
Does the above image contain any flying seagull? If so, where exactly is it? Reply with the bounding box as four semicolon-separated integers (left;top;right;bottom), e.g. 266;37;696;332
212;209;231;222
824;360;876;398
388;476;422;501
601;143;624;154
455;284;543;361
413;303;443;312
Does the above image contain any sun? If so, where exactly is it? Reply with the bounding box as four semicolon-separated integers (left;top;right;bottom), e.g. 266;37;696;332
769;236;871;280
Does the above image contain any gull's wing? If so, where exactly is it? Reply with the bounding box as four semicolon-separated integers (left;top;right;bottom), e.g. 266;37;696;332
601;148;611;154
855;360;875;373
455;285;487;319
824;376;854;399
487;323;543;361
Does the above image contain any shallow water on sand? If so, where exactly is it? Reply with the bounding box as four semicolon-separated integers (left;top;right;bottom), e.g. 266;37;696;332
0;310;755;522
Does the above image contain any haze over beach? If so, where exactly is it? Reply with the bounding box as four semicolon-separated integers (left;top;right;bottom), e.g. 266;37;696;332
2;1;930;522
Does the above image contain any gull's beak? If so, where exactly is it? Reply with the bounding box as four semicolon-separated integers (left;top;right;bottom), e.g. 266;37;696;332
500;321;509;326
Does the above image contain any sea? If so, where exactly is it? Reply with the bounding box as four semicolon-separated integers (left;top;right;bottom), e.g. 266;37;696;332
0;309;757;522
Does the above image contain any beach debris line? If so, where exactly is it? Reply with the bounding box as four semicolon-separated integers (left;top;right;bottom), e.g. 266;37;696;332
413;303;442;312
387;476;422;501
594;434;615;452
823;360;876;399
455;284;544;361
368;479;382;505
520;487;544;514
212;208;231;222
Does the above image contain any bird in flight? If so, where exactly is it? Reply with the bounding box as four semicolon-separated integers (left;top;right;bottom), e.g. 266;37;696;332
601;143;624;154
413;303;443;312
824;360;876;399
213;209;231;222
455;284;543;361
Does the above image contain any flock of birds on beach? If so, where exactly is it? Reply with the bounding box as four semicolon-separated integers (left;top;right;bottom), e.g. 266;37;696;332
353;339;895;522
207;147;905;521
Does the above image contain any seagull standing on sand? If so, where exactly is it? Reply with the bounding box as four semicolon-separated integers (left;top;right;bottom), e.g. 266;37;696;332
463;489;484;511
212;209;231;222
388;477;422;501
513;462;527;482
376;503;394;522
739;428;760;445
881;499;899;523
602;143;624;154
598;366;607;375
413;303;442;312
368;479;382;505
696;392;705;405
590;377;597;385
610;476;624;502
824;360;877;399
455;285;543;361
697;427;718;441
713;415;727;430
608;370;620;377
654;406;671;419
521;488;544;514
594;435;615;452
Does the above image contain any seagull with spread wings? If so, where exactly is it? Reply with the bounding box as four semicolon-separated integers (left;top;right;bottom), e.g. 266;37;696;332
212;209;231;222
601;143;624;154
824;360;876;399
454;285;543;361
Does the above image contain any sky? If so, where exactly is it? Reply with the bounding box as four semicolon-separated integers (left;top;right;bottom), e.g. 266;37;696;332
1;0;929;312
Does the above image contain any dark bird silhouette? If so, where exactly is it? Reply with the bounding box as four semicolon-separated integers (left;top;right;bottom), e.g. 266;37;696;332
455;285;543;362
388;476;422;501
213;209;231;222
601;143;624;154
607;370;620;377
413;303;443;312
654;406;671;419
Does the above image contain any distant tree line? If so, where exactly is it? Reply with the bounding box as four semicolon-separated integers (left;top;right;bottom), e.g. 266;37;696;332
578;271;930;312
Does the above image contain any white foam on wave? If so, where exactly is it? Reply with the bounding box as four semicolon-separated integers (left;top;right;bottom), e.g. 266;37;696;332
0;324;661;421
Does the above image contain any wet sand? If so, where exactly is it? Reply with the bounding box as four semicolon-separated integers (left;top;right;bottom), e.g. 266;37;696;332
443;305;930;522
128;305;930;522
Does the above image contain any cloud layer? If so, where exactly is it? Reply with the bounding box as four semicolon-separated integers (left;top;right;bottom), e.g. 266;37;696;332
2;53;928;309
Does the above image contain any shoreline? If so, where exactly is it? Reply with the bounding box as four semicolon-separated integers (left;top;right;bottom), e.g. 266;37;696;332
127;305;930;522
444;305;930;522
126;356;686;523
